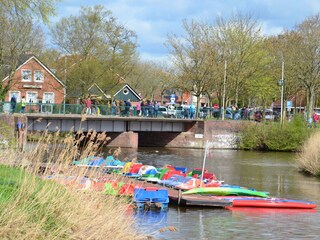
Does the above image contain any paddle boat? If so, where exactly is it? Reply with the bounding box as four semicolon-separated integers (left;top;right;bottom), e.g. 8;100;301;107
125;163;144;178
139;168;169;183
140;167;186;183
158;175;193;188
133;187;169;211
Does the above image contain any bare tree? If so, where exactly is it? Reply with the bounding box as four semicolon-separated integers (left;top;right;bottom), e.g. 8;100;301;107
0;0;53;99
289;14;320;118
214;13;263;107
166;20;215;115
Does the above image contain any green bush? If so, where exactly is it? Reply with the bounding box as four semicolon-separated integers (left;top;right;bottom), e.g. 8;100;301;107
239;116;311;151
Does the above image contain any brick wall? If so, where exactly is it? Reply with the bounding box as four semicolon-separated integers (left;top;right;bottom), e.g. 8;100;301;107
138;121;245;149
3;57;64;104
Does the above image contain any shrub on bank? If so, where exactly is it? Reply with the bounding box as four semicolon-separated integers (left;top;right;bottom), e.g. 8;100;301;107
239;116;311;151
0;131;146;240
296;131;320;177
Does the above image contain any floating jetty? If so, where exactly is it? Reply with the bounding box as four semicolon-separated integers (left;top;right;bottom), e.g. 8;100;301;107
130;179;232;208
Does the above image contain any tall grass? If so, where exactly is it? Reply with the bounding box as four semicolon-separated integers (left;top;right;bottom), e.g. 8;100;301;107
0;129;146;240
0;120;15;148
296;131;320;177
239;116;311;151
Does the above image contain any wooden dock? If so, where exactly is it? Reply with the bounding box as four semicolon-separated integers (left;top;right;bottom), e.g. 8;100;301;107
130;179;232;208
47;165;232;208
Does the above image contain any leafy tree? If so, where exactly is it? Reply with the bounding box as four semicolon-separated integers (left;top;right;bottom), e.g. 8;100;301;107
50;5;137;96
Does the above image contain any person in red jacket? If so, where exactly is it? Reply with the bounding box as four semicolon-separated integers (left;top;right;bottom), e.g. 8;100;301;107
312;112;319;128
86;96;92;115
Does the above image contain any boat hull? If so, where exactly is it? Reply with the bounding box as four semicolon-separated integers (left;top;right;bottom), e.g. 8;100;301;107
182;187;269;198
219;196;317;209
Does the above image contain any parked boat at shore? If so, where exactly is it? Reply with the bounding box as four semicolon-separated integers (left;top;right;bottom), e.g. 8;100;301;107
69;150;317;210
219;196;317;209
182;186;270;198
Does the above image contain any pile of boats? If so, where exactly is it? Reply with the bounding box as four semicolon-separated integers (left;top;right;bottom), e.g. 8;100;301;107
68;155;317;210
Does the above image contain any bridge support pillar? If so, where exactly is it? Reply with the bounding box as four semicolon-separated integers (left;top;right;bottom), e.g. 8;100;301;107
107;131;138;148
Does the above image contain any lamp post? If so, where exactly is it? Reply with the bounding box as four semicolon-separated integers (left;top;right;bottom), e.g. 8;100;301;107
278;61;285;126
222;60;227;120
63;56;67;114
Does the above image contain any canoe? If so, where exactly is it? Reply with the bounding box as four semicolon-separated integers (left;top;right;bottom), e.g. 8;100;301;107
219;196;317;209
182;187;269;198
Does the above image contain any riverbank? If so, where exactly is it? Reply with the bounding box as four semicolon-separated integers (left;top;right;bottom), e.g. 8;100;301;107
0;132;146;240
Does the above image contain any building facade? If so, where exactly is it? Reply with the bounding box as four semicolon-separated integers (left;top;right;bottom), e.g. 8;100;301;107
113;83;141;103
2;55;65;104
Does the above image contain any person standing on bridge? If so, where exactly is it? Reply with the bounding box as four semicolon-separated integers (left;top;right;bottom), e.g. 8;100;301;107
312;111;319;128
86;96;92;115
20;96;26;113
10;94;16;113
111;100;117;116
136;101;141;116
125;99;131;117
154;101;159;118
189;103;195;119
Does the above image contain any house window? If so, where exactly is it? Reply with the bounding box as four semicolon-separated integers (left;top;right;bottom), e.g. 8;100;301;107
26;92;38;103
21;70;32;82
34;70;44;82
43;92;54;103
9;91;21;102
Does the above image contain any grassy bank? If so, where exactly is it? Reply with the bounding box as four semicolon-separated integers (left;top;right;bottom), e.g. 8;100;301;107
0;120;15;148
239;116;312;151
0;131;146;240
296;131;320;177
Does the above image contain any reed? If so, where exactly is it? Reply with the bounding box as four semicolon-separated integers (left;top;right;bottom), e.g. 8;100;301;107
296;131;320;177
0;130;146;240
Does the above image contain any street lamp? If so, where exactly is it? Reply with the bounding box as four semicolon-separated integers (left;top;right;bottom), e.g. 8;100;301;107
278;61;285;126
222;60;227;120
63;55;67;114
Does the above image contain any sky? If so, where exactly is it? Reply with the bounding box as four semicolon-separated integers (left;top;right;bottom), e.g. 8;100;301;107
52;0;320;62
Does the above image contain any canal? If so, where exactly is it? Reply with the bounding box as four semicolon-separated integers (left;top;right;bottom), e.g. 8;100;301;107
116;148;320;240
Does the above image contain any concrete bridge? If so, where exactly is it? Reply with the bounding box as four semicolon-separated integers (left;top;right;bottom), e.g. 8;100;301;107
26;113;204;148
1;113;242;149
26;114;195;133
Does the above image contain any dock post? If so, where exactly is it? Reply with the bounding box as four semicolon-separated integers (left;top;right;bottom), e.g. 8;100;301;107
178;189;182;205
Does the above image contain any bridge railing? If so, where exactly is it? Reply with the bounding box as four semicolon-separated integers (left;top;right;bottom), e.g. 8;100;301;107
0;102;160;118
0;102;220;119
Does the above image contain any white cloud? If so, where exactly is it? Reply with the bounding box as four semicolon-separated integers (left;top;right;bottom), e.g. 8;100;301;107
53;0;320;62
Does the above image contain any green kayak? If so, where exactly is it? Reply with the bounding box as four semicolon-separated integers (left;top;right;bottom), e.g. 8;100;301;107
182;187;269;198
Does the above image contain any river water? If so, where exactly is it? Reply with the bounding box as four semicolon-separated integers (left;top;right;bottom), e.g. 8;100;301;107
115;148;320;240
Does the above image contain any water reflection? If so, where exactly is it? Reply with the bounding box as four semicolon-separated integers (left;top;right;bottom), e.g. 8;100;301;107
108;148;320;240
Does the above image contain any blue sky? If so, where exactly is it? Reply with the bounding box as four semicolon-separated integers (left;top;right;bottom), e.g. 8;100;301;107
53;0;320;62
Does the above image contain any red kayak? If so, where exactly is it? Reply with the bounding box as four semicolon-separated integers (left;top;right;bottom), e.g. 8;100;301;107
218;196;317;209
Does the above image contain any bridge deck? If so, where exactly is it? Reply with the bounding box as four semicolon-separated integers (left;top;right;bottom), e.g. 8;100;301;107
26;114;199;132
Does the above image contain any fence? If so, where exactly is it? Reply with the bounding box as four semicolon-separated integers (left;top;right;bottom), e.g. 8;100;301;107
1;102;273;121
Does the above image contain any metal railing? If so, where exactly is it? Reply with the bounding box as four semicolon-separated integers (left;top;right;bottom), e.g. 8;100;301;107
1;101;280;121
0;102;211;119
0;102;142;117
